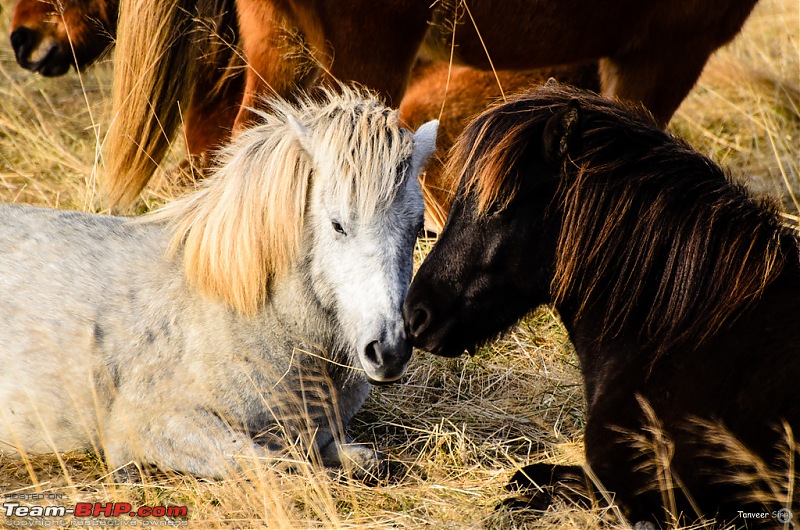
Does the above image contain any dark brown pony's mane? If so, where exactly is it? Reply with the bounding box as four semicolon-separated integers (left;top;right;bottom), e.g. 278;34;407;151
449;84;796;354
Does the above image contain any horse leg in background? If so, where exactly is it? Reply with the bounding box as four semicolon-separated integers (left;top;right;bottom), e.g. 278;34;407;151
600;44;713;127
305;1;431;107
183;66;245;171
233;0;431;130
184;0;244;164
233;0;320;130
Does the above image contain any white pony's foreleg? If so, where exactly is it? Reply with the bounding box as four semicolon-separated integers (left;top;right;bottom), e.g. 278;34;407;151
318;436;382;479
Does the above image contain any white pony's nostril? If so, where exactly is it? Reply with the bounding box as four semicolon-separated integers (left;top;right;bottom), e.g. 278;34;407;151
363;340;381;365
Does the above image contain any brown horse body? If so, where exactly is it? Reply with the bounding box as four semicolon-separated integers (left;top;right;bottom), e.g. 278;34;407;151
11;0;761;206
400;59;600;230
231;0;760;126
9;0;597;219
105;0;760;206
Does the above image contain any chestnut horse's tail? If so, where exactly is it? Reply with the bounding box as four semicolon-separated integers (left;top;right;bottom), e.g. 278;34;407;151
105;0;234;208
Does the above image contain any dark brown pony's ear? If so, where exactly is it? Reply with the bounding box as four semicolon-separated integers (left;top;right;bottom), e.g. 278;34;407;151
543;98;580;163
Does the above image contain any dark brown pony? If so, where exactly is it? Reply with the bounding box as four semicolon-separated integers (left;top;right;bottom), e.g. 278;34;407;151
403;83;799;528
104;0;760;206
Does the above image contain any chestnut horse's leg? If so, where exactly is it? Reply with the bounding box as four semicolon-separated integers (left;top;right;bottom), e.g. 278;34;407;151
306;2;432;107
184;69;245;160
600;44;713;127
233;0;318;130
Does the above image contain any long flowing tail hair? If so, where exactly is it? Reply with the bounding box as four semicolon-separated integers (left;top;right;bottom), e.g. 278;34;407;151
105;0;236;208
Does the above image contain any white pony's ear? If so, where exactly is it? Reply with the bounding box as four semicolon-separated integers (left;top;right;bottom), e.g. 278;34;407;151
411;119;439;170
286;114;313;153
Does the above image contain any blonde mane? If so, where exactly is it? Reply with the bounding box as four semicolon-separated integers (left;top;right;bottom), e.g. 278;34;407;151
146;87;414;315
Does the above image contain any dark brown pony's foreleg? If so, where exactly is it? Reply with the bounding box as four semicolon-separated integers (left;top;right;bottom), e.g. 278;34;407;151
501;462;665;528
600;45;714;127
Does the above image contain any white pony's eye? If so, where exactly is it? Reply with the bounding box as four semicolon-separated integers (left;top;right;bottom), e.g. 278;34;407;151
331;220;347;236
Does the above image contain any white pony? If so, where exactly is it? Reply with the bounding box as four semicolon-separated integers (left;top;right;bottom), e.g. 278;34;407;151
0;87;437;478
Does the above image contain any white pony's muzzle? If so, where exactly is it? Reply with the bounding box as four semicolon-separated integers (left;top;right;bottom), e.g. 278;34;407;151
358;323;413;384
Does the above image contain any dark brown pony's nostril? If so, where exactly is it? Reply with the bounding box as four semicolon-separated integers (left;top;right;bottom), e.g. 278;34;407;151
406;305;432;339
10;27;34;53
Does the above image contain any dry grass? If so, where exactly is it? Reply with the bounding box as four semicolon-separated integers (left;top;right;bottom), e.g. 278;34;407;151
0;0;798;528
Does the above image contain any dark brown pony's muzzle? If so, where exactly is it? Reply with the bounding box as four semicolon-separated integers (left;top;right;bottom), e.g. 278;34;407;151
403;282;464;358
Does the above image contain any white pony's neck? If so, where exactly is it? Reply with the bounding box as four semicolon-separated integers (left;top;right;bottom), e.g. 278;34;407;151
258;261;356;379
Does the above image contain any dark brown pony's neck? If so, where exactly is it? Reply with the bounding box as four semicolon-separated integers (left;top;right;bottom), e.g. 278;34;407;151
550;104;794;356
452;84;795;356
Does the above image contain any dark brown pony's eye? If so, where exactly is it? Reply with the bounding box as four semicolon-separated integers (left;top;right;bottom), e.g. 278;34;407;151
486;200;509;219
332;220;347;236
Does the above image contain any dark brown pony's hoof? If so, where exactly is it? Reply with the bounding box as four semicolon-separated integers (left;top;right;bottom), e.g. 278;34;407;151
497;463;593;512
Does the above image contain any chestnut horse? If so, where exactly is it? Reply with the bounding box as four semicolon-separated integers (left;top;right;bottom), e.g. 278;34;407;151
104;0;760;207
403;83;799;528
